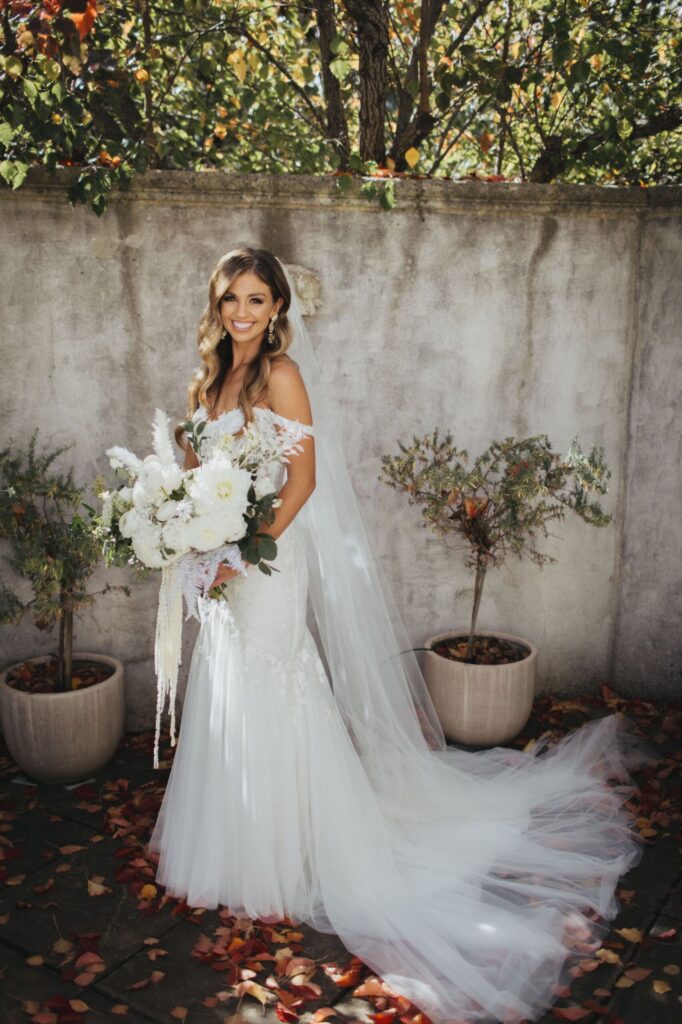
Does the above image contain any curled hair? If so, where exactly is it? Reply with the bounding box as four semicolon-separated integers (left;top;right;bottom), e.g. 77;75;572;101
175;246;299;449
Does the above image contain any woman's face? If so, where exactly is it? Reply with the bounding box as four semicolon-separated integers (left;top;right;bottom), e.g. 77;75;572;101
219;269;283;345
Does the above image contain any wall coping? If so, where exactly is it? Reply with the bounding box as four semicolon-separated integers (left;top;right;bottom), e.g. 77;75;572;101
2;168;681;218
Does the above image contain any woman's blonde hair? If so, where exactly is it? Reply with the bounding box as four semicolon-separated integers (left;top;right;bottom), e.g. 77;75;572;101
175;246;298;449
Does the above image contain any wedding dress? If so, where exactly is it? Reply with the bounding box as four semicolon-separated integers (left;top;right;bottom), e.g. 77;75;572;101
148;401;656;1024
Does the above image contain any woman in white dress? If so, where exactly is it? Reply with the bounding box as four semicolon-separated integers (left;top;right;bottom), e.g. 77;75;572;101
148;247;657;1024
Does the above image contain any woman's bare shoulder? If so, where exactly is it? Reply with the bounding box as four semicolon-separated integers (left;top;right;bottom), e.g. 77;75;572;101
267;354;311;423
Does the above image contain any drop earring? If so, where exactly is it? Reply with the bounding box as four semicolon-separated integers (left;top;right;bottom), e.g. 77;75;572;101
268;313;279;348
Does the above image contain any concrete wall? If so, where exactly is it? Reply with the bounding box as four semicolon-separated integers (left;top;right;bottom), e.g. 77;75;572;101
0;170;680;731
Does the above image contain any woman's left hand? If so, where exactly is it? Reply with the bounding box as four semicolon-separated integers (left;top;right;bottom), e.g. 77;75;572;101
209;562;245;589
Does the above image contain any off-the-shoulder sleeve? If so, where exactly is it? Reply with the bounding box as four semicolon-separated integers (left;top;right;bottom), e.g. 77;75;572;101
263;408;314;436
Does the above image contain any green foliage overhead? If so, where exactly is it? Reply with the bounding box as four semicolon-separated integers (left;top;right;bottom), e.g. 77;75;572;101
0;0;679;214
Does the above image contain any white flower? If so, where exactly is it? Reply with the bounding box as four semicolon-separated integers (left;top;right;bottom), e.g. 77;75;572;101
254;470;277;501
119;507;146;539
188;457;251;520
182;513;239;552
156;499;180;522
131;521;164;568
106;445;142;476
161;518;193;555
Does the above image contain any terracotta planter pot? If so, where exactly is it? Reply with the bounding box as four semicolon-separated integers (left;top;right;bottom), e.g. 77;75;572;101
0;652;125;784
423;630;537;748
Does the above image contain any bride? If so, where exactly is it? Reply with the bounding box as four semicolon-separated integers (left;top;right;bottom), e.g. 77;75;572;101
148;246;656;1024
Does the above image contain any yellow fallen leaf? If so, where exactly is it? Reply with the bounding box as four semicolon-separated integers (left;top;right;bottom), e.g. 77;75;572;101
53;937;74;953
139;883;157;899
653;979;671;994
663;964;680;975
0;913;9;924
60;844;85;854
69;1000;89;1013
616;927;643;942
234;980;272;1006
150;969;165;983
74;971;96;985
110;1006;129;1015
87;878;112;896
7;874;26;885
26;954;44;966
596;949;621;964
615;977;634;988
170;1009;188;1021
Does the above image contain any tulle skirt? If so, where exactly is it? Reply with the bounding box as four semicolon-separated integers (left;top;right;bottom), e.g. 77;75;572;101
148;522;657;1023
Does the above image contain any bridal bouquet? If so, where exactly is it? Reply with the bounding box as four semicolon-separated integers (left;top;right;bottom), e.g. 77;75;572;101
97;408;309;767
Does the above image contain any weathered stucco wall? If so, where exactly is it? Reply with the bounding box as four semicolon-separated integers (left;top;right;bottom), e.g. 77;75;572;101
0;170;680;731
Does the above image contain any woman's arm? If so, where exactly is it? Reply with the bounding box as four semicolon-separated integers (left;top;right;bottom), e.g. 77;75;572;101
183;431;200;471
256;359;315;543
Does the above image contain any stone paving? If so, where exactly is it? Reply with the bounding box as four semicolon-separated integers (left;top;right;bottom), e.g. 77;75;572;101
0;686;680;1024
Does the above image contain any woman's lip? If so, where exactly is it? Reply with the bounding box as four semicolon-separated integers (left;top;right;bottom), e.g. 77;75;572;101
231;320;255;330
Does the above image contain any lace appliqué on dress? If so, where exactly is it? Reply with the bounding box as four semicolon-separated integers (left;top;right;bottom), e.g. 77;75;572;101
240;629;333;726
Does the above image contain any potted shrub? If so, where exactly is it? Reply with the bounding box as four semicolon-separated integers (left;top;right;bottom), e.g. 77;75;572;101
0;432;128;784
379;432;612;747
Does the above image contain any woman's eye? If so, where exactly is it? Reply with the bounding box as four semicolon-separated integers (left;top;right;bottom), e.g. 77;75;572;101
221;295;263;304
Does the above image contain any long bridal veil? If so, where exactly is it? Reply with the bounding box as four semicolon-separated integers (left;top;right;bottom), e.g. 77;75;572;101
266;259;659;1022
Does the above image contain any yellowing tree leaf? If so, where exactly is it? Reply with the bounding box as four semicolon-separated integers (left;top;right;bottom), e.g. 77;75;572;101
404;147;420;168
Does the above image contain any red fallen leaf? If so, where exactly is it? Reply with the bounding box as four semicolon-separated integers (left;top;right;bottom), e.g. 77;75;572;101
276;1002;299;1022
624;966;653;981
354;977;390;998
170;1008;188;1020
370;1013;398;1023
73;971;95;985
75;952;104;968
110;1004;129;1014
654;927;677;940
550;1007;591;1020
127;976;151;990
29;1014;58;1024
290;982;323;998
326;960;364;987
33;878;55;894
44;996;74;1010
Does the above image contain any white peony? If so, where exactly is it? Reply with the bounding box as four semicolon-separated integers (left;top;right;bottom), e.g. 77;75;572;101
119;507;147;539
161;518;194;556
182;513;238;552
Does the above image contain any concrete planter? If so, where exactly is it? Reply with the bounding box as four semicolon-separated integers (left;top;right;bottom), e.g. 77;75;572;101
0;652;125;784
423;630;537;747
